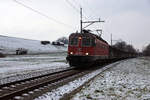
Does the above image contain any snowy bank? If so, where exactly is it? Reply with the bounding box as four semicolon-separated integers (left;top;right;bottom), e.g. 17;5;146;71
72;57;150;100
0;35;67;54
0;53;68;84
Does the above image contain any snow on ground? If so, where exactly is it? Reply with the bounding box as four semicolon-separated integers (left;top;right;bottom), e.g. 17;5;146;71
0;35;67;54
0;52;69;85
35;57;150;100
35;60;122;100
72;57;150;100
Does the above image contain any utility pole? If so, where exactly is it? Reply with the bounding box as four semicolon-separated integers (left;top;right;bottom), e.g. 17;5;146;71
111;34;112;46
80;8;105;34
80;8;82;34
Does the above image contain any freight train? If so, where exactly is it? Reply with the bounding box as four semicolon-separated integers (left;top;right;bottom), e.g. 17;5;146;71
66;30;136;67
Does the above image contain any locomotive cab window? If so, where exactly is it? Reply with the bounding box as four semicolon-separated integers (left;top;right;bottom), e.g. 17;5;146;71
82;37;91;46
70;37;78;46
91;38;96;46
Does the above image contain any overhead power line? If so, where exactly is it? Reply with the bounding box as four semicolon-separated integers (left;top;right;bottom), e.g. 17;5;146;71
13;0;74;29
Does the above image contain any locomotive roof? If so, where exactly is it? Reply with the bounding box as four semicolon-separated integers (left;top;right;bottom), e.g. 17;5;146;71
70;30;108;44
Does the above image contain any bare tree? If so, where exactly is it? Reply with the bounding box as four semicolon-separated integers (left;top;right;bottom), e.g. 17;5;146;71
56;37;68;44
113;41;136;53
143;44;150;56
113;41;127;50
126;44;136;53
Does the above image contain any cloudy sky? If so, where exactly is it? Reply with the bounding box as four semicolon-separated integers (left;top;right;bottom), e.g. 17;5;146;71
0;0;150;50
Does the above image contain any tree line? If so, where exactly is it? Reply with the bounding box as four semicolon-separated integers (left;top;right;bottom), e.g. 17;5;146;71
112;41;136;53
143;44;150;56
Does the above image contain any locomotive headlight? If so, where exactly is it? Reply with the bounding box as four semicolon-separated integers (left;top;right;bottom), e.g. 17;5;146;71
70;52;73;54
85;52;89;55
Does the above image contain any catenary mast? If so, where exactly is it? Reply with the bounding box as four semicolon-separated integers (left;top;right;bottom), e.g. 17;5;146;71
80;8;105;34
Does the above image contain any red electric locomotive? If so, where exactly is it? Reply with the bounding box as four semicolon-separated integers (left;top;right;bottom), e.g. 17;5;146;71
66;7;137;67
66;30;109;67
66;8;136;67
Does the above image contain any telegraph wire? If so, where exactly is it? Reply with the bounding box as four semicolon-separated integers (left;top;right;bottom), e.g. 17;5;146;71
13;0;75;29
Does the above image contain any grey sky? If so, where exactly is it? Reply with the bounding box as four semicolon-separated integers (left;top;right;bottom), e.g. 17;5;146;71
0;0;150;50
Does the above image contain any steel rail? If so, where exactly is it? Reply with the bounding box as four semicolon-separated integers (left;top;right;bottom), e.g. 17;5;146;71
0;68;79;100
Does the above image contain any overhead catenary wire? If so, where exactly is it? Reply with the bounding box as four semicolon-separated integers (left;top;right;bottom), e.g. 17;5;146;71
71;0;88;18
13;0;75;29
82;0;100;20
70;0;102;30
70;0;82;9
65;0;80;13
65;0;88;20
74;0;98;20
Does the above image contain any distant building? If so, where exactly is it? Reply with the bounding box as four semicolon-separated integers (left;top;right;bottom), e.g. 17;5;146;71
52;41;64;46
41;41;50;45
16;48;28;55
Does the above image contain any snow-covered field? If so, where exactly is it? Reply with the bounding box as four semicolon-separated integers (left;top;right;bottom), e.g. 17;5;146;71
72;57;150;100
0;52;69;85
0;35;67;54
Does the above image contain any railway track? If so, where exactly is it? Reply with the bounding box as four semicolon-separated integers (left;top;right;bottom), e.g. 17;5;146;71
0;67;88;100
0;59;126;100
0;67;74;88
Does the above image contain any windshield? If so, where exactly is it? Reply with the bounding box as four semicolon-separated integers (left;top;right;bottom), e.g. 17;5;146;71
82;37;91;46
82;37;95;47
70;37;78;46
